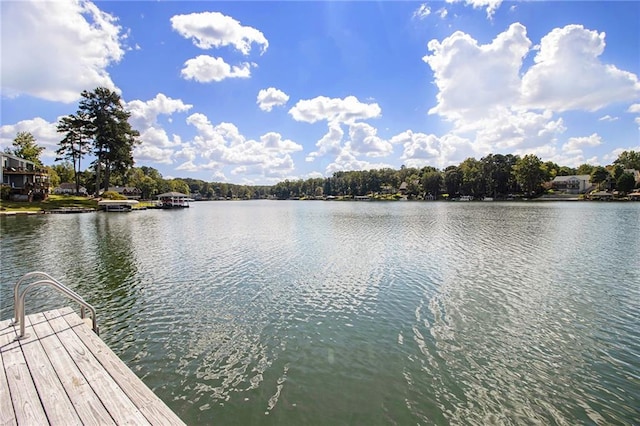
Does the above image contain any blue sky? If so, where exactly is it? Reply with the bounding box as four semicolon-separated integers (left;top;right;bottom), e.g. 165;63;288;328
1;0;639;185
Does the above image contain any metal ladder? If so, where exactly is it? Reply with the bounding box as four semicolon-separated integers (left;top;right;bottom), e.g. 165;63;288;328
13;271;98;339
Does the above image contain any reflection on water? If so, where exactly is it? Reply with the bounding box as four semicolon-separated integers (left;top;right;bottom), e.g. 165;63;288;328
1;202;639;425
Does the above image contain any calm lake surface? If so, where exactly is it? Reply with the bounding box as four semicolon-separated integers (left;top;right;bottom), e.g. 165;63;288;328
1;201;639;425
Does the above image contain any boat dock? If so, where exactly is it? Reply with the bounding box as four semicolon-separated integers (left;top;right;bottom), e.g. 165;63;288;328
1;307;185;425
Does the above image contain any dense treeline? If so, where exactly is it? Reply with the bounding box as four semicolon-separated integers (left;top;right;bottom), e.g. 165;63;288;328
39;149;640;201
270;151;640;200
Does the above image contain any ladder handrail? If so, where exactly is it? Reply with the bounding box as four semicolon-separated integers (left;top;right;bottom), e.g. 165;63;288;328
13;272;98;339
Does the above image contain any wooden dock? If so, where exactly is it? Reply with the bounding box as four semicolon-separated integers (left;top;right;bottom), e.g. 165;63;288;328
1;307;185;425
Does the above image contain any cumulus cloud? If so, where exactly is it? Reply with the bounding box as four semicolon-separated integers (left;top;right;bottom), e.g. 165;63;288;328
325;148;394;175
421;22;639;167
289;95;381;125
423;23;531;121
522;25;640;112
184;113;300;178
125;94;193;163
305;124;344;162
0;117;60;161
390;130;476;169
347;122;393;157
1;0;124;103
126;93;193;129
170;11;268;55
181;55;253;82
257;87;290;112
562;133;602;155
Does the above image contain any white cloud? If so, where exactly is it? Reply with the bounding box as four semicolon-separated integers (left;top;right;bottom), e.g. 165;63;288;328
184;113;301;179
306;123;344;162
521;25;640;112
257;88;290;112
413;4;431;19
125;94;192;164
390;130;475;169
562;133;602;155
437;8;449;19
347;122;393;157
260;132;302;153
0;117;60;161
1;0;124;103
423;23;531;122
126;93;193;129
289;95;381;125
181;55;253;82
133;144;174;164
422;23;639;168
598;115;618;122
628;104;640;113
170;11;268;55
325;148;394;175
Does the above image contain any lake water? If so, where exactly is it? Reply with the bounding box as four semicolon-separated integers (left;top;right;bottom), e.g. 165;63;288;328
1;201;639;425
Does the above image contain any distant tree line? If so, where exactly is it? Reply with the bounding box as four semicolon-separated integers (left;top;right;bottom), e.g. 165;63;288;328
270;151;640;200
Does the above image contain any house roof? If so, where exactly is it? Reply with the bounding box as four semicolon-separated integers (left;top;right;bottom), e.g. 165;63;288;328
157;192;188;198
552;175;591;182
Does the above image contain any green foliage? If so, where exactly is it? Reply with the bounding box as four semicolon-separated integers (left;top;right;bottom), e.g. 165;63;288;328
576;163;596;175
513;154;546;196
1;186;11;201
614;150;640;170
616;172;636;193
76;87;140;195
101;191;127;200
9;132;45;166
590;166;610;189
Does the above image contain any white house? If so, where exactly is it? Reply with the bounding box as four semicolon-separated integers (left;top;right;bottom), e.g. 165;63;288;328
551;175;593;194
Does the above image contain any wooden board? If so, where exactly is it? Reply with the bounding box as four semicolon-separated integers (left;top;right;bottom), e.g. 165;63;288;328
0;309;185;425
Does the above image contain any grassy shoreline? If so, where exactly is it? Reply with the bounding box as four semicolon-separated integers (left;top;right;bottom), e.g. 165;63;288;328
0;195;99;213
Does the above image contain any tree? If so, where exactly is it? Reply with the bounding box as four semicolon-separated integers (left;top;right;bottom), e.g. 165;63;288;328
51;161;75;184
513;154;546;196
8;132;45;166
614;150;640;170
78;87;140;196
444;166;462;196
422;171;442;197
616;172;635;194
56;112;91;194
590;166;609;190
576;163;596;175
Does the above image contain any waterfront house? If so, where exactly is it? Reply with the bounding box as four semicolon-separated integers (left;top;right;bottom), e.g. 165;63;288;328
53;182;88;195
107;186;142;200
551;175;593;194
1;153;50;200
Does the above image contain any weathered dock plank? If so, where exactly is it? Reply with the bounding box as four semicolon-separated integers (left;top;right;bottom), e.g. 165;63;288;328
43;309;153;425
0;319;48;425
59;308;186;426
1;309;185;426
27;311;115;425
0;324;18;426
17;313;83;425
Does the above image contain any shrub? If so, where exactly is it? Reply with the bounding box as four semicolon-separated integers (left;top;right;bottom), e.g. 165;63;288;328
101;191;127;200
1;185;11;201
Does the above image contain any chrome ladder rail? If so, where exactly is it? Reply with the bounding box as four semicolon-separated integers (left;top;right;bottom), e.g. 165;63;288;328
13;271;98;339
